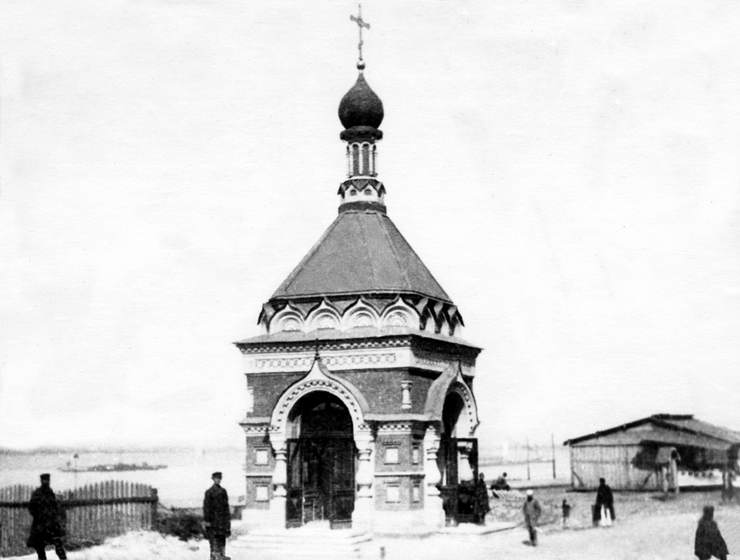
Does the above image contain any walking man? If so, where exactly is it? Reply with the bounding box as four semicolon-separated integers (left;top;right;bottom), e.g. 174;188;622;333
27;473;67;560
203;472;231;560
522;489;542;546
595;477;615;524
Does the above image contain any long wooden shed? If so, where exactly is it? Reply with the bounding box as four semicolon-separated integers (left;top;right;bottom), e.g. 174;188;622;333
563;414;740;491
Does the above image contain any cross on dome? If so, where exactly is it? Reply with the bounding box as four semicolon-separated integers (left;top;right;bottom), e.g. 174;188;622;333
350;3;370;70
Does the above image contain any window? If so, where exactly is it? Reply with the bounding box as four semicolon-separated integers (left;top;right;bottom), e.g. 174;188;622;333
384;446;399;464
255;485;269;502
412;481;421;503
385;483;400;503
255;449;269;466
411;444;421;465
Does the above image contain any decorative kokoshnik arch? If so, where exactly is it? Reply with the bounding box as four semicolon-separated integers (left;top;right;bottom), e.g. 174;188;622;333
268;353;372;449
424;363;480;437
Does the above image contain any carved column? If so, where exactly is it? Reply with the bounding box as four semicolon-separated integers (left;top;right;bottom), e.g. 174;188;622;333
423;424;445;529
269;436;287;528
400;381;412;410
353;429;375;530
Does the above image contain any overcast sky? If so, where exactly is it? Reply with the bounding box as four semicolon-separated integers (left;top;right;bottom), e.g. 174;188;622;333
1;0;739;450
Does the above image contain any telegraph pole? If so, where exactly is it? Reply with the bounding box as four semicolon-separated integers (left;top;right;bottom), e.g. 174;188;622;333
526;437;531;481
551;433;557;480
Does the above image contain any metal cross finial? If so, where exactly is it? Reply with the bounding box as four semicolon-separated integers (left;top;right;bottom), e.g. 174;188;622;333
350;3;370;69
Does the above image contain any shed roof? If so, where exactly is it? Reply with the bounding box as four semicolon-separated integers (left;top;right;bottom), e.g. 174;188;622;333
269;209;452;303
563;414;740;450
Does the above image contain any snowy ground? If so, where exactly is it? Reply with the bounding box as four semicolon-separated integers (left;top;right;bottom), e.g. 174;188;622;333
8;490;739;559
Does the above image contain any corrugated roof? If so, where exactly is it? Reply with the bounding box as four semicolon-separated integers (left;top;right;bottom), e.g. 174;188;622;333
563;414;740;448
270;209;452;303
658;416;740;444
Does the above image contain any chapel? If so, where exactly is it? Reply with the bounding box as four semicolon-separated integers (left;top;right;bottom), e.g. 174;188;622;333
236;17;484;533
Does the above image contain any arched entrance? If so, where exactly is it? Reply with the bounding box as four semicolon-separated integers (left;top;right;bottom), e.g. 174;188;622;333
439;390;481;525
285;391;356;528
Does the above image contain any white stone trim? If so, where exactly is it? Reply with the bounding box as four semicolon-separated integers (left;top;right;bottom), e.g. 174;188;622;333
268;303;304;334
342;298;380;330
374;471;425;477
380;299;419;330
376;421;415;434
446;369;479;437
305;301;342;331
245;347;475;376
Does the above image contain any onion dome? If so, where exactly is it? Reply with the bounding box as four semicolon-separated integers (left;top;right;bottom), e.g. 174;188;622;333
338;73;384;141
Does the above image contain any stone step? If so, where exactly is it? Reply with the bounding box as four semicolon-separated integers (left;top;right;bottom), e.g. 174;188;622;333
235;532;371;543
232;529;373;559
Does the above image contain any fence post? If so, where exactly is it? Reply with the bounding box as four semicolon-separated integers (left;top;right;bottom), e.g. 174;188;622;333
150;488;158;529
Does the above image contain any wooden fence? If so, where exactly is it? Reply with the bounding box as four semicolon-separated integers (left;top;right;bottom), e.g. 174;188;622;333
0;481;158;557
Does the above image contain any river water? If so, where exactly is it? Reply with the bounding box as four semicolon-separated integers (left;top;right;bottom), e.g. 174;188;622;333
0;447;243;508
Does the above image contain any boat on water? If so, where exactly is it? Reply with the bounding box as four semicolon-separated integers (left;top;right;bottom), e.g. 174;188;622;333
59;461;167;472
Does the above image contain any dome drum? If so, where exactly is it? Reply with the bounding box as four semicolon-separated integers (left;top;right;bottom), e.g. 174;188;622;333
340;126;383;142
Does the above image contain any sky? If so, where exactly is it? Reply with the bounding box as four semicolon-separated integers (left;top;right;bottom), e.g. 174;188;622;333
1;0;739;451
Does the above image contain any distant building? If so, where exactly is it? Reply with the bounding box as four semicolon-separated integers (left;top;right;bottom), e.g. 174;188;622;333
564;414;740;491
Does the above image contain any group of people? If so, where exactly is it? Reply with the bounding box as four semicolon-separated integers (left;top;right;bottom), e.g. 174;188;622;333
23;471;733;560
24;471;232;560
520;477;731;560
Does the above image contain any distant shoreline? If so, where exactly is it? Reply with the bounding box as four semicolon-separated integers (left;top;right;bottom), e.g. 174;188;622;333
0;445;243;455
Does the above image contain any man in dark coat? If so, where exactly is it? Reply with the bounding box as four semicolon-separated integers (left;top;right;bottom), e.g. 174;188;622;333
522;490;542;546
695;505;728;560
595;477;615;523
27;473;67;560
203;472;231;560
475;472;491;524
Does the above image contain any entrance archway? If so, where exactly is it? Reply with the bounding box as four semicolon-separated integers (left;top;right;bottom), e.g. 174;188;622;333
285;391;356;527
439;390;481;524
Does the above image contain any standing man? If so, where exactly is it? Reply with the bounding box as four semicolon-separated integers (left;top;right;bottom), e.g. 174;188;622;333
522;489;542;546
475;472;491;524
595;477;615;524
26;473;67;560
721;468;735;504
203;472;231;560
694;505;728;560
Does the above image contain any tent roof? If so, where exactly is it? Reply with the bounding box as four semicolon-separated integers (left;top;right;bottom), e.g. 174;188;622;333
269;209;452;303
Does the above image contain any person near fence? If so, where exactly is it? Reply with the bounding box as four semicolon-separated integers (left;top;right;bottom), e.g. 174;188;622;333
522;489;542;546
694;505;728;560
26;473;67;560
595;477;615;524
203;471;231;560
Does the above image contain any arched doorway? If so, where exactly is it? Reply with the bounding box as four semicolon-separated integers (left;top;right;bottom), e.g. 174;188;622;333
439;390;481;524
285;391;356;528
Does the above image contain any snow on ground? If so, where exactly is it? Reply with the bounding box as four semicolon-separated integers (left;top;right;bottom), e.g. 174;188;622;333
8;490;740;559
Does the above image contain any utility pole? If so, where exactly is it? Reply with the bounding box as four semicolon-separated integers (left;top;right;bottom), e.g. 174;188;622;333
526;437;531;481
551;433;556;480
